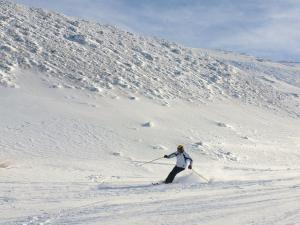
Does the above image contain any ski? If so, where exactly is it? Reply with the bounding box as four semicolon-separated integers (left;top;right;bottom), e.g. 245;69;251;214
152;181;165;185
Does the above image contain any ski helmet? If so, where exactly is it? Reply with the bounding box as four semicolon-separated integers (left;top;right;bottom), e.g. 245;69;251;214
177;145;184;153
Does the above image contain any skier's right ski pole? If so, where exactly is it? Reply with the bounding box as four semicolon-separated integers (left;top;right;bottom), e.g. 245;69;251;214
192;168;210;182
139;156;164;166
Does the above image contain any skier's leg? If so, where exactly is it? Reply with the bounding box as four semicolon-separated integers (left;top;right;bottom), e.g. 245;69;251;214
173;167;185;180
165;167;177;183
165;166;185;183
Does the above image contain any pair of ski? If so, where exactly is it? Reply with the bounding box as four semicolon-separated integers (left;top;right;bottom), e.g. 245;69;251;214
152;181;165;185
152;178;212;185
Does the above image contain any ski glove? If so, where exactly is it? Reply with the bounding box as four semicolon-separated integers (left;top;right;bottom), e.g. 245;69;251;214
188;165;192;169
164;155;168;158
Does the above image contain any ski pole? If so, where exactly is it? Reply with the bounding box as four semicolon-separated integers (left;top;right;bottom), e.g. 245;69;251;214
139;156;164;166
192;168;210;182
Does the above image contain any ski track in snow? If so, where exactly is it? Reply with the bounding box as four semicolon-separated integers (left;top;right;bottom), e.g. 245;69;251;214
2;174;300;225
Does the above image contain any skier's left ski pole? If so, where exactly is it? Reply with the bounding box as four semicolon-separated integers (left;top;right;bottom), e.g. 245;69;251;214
192;168;210;183
139;157;164;166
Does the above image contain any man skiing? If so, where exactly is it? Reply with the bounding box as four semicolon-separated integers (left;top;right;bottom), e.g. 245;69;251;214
163;145;193;184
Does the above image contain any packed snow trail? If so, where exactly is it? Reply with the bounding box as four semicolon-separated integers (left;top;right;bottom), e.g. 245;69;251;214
2;172;300;225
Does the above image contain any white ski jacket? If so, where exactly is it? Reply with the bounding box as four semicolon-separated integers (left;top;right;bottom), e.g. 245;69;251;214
166;151;193;168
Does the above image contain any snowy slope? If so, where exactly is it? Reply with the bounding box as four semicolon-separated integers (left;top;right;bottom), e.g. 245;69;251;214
200;49;300;115
1;1;300;225
1;69;300;225
1;0;300;115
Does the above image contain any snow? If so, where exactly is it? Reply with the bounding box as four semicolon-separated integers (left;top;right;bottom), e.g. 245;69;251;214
1;0;300;115
1;1;300;225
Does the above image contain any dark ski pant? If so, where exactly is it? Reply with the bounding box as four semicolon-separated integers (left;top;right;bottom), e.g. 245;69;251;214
165;166;185;183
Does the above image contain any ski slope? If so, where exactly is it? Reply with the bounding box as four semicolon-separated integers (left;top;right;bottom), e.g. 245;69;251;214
1;1;300;225
1;69;300;225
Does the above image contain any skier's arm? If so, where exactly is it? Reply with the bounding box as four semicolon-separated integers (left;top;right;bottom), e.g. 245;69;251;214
164;152;177;159
184;152;193;167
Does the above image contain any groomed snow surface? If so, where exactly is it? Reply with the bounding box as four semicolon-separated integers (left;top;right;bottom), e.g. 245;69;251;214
1;1;300;224
1;70;300;225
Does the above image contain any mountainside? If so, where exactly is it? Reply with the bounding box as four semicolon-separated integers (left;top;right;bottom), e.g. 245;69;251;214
1;0;300;115
1;1;300;225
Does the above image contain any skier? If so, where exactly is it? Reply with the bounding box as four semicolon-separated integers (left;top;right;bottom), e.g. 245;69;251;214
163;145;193;184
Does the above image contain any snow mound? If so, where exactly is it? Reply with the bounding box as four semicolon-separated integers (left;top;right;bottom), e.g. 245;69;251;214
175;172;205;184
0;160;11;168
142;121;154;127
